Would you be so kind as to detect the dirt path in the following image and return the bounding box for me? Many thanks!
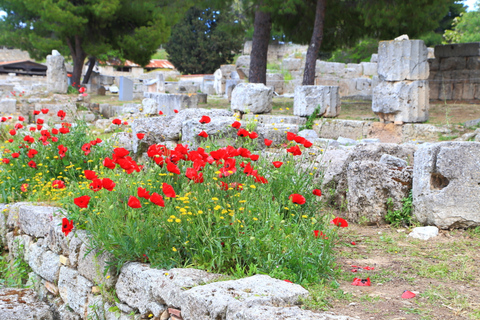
[315,225,480,319]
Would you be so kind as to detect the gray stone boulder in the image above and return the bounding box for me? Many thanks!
[378,39,429,81]
[346,160,413,224]
[231,83,273,114]
[298,129,319,141]
[77,243,117,288]
[0,288,54,320]
[413,142,480,229]
[27,242,61,283]
[18,205,64,238]
[46,50,68,94]
[58,266,94,317]
[181,116,238,149]
[372,80,429,123]
[293,85,340,118]
[181,274,309,320]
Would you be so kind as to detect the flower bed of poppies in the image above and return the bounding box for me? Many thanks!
[1,112,341,284]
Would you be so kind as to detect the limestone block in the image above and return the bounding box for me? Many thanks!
[229,305,356,320]
[372,80,429,123]
[315,119,370,140]
[58,266,94,316]
[345,63,363,78]
[231,83,273,114]
[337,137,358,146]
[181,275,309,320]
[27,242,61,283]
[338,79,356,97]
[77,243,117,288]
[235,55,250,79]
[413,142,480,229]
[57,304,82,320]
[0,99,16,114]
[68,230,88,268]
[143,92,199,115]
[402,123,451,142]
[428,58,439,71]
[360,62,378,76]
[0,288,54,320]
[243,114,306,126]
[142,98,158,116]
[316,61,345,75]
[46,51,68,93]
[439,57,466,71]
[112,132,133,152]
[220,64,236,79]
[355,78,372,93]
[378,40,429,81]
[297,129,319,141]
[463,83,475,100]
[282,58,302,71]
[181,116,237,149]
[408,226,439,240]
[8,234,32,261]
[371,53,378,63]
[225,79,240,101]
[18,205,63,238]
[434,42,480,58]
[379,154,408,168]
[346,161,413,224]
[267,73,284,94]
[256,123,299,147]
[293,85,340,117]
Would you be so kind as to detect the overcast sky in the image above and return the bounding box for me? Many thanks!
[465,0,478,11]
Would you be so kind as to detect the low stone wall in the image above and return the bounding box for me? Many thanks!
[0,203,354,320]
[143,92,200,116]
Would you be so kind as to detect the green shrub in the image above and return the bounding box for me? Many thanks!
[328,38,378,64]
[385,191,413,227]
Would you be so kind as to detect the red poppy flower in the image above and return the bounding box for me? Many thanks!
[18,116,25,121]
[237,128,249,137]
[272,161,283,168]
[57,110,66,120]
[52,128,59,134]
[74,195,91,208]
[137,187,151,200]
[14,123,23,130]
[351,241,356,245]
[59,127,69,134]
[9,129,16,136]
[79,87,86,93]
[127,196,142,208]
[7,139,13,143]
[84,170,98,180]
[198,131,208,138]
[103,157,116,169]
[313,230,328,239]
[123,121,128,125]
[352,278,371,286]
[313,189,322,196]
[294,136,305,144]
[89,178,103,192]
[250,154,259,161]
[402,291,416,299]
[264,139,273,146]
[303,140,313,148]
[174,109,179,113]
[158,111,164,115]
[287,145,302,156]
[289,193,306,205]
[199,115,211,123]
[36,119,44,125]
[331,217,348,228]
[249,132,258,139]
[82,143,91,156]
[136,133,145,140]
[41,108,49,114]
[52,180,66,189]
[231,121,241,129]
[58,145,68,158]
[167,161,180,175]
[33,110,41,115]
[62,218,74,236]
[2,158,10,164]
[150,192,165,207]
[284,280,293,283]
[113,148,129,158]
[162,183,176,198]
[102,178,115,191]
[27,149,38,158]
[11,152,19,158]
[21,183,28,192]
[286,132,296,141]
[112,119,122,125]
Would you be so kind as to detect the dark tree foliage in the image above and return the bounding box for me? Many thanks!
[166,6,244,75]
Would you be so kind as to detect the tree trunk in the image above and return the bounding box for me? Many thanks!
[82,56,96,84]
[66,35,87,88]
[302,0,327,85]
[249,8,271,84]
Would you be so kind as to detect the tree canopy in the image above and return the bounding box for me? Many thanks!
[165,6,244,74]
[0,0,191,85]
[444,1,480,43]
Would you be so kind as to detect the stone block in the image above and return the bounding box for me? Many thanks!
[256,124,299,147]
[293,85,340,117]
[408,226,439,240]
[27,242,61,283]
[360,62,378,76]
[0,288,54,320]
[466,56,480,70]
[58,266,94,316]
[181,116,237,149]
[439,57,466,71]
[119,76,134,101]
[47,51,68,94]
[378,40,429,81]
[345,63,363,78]
[428,58,439,71]
[315,119,370,140]
[282,58,302,71]
[413,142,480,229]
[231,83,273,114]
[181,274,309,320]
[142,98,158,116]
[372,80,429,123]
[18,205,63,238]
[77,243,117,288]
[0,99,16,114]
[434,43,480,58]
[402,123,451,142]
[143,92,199,115]
[242,114,306,126]
[266,73,284,94]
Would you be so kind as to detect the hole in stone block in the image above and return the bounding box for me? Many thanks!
[430,172,449,190]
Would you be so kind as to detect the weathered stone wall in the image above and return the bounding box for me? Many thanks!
[242,41,308,62]
[0,203,354,320]
[0,47,30,62]
[429,43,480,100]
